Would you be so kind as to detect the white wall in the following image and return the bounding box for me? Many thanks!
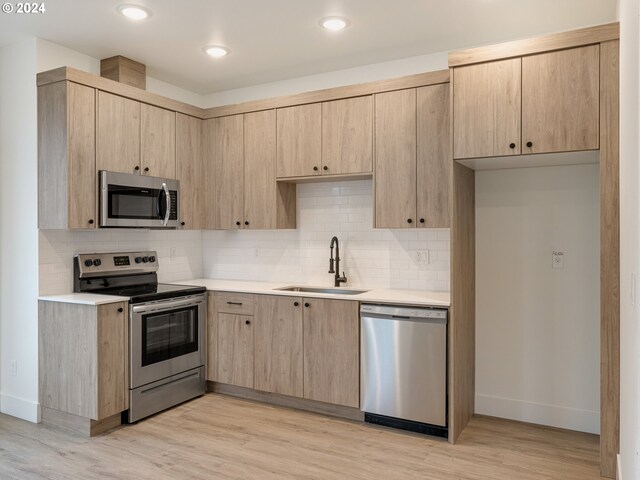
[202,51,448,107]
[203,180,450,291]
[475,161,600,434]
[618,0,640,476]
[0,38,40,422]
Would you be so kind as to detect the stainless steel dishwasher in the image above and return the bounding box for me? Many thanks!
[360,304,448,437]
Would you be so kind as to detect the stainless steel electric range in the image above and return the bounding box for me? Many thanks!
[74,251,206,423]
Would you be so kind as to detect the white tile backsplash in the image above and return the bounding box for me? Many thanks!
[38,180,450,295]
[39,229,202,295]
[202,180,450,291]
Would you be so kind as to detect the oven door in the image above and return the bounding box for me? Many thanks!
[130,294,205,389]
[100,170,179,228]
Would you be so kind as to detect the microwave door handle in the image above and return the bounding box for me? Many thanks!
[161,182,171,226]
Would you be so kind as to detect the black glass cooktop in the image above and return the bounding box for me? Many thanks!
[96,283,206,304]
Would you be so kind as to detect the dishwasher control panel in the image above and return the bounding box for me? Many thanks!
[360,304,447,320]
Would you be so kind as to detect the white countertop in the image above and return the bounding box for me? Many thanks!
[172,278,450,307]
[38,293,130,305]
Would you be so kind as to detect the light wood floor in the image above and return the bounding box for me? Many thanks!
[0,393,601,479]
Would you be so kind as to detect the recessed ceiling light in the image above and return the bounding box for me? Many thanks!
[203,45,230,58]
[320,16,350,31]
[117,4,151,21]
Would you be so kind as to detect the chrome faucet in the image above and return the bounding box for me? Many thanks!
[328,236,347,287]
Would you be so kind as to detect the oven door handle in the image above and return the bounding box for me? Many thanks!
[132,296,203,314]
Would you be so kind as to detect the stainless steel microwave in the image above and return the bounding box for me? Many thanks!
[99,171,180,228]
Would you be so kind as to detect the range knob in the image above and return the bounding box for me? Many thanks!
[142,256,149,263]
[135,257,143,264]
[93,259,102,266]
[149,255,156,262]
[84,259,93,267]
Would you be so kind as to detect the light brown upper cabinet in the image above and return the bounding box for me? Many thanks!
[176,113,204,229]
[453,45,599,159]
[417,84,451,228]
[374,89,417,228]
[254,295,303,397]
[141,104,176,178]
[98,92,178,178]
[276,104,322,178]
[205,112,296,230]
[208,115,244,230]
[38,81,97,230]
[453,58,521,159]
[303,298,359,408]
[321,96,373,175]
[521,45,599,154]
[97,91,141,175]
[375,86,450,229]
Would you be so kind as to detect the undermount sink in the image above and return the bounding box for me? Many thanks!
[275,286,369,295]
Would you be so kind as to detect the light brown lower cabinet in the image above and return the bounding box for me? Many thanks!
[254,295,303,397]
[39,300,128,422]
[302,298,359,408]
[208,293,359,408]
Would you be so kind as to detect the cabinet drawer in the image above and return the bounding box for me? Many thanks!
[215,292,254,315]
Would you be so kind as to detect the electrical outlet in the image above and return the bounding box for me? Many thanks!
[255,248,259,257]
[552,251,564,269]
[169,247,176,261]
[632,272,637,308]
[417,250,430,265]
[10,360,17,376]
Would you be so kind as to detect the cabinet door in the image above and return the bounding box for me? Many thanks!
[210,115,244,229]
[276,104,322,178]
[522,45,599,154]
[254,295,303,397]
[141,104,176,178]
[97,91,140,174]
[217,313,254,388]
[374,89,417,228]
[176,114,204,229]
[303,298,359,407]
[417,84,450,228]
[321,96,373,175]
[206,292,217,381]
[96,302,128,418]
[453,58,521,159]
[244,110,277,229]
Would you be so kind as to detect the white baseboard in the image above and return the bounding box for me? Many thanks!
[475,393,599,434]
[617,454,622,480]
[0,393,41,423]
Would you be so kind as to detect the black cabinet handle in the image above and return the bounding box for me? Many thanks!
[244,221,249,226]
[134,166,140,171]
[323,166,328,171]
[236,221,241,226]
[407,218,413,224]
[181,221,186,226]
[526,141,533,148]
[509,143,516,149]
[313,166,318,171]
[117,307,123,313]
[419,218,425,224]
[227,301,243,305]
[144,167,149,172]
[245,320,251,325]
[294,301,299,307]
[88,219,94,225]
[304,302,310,308]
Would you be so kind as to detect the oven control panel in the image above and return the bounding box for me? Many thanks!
[75,251,159,277]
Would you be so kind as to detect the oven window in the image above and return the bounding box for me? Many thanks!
[108,185,161,220]
[141,306,198,366]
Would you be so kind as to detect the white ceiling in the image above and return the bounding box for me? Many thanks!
[0,0,618,94]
